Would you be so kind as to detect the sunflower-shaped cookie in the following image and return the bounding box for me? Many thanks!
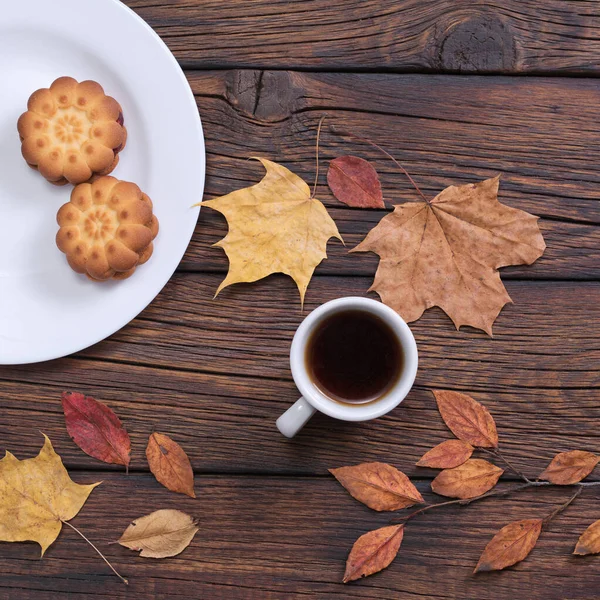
[56,176,159,281]
[18,77,127,185]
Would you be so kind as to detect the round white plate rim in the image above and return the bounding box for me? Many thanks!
[0,0,204,364]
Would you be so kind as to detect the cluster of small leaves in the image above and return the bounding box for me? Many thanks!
[0,392,200,584]
[330,390,600,583]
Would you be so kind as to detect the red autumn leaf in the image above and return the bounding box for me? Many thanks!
[416,439,474,469]
[539,450,599,485]
[433,390,498,448]
[474,519,542,573]
[146,432,196,498]
[574,520,600,556]
[61,391,131,470]
[330,462,424,511]
[327,156,384,209]
[431,459,503,499]
[343,525,404,583]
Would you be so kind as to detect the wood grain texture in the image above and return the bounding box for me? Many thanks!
[0,472,598,599]
[1,278,599,477]
[176,70,600,278]
[125,0,600,74]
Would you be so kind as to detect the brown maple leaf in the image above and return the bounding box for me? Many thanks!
[352,176,545,334]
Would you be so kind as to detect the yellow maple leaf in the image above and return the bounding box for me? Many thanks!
[197,158,343,304]
[0,434,100,556]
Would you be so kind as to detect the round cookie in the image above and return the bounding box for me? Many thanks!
[56,176,159,281]
[18,77,127,186]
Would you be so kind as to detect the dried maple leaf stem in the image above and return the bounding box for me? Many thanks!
[61,520,128,585]
[480,448,531,483]
[542,487,583,525]
[329,125,428,203]
[311,115,327,199]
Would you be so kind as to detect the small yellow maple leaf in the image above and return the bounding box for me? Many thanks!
[197,158,343,305]
[0,434,100,556]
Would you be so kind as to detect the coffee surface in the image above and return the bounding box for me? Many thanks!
[306,309,402,403]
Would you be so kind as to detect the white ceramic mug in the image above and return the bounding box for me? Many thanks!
[276,297,418,438]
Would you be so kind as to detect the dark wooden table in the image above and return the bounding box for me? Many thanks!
[3,1,600,598]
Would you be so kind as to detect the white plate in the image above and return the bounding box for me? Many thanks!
[0,0,204,364]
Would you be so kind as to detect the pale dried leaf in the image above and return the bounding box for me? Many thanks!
[431,459,503,499]
[330,462,424,511]
[343,525,404,583]
[117,509,198,559]
[475,519,542,573]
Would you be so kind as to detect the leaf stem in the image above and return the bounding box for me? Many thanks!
[311,115,326,199]
[62,520,128,585]
[480,448,531,483]
[329,124,429,203]
[543,487,583,525]
[398,481,549,524]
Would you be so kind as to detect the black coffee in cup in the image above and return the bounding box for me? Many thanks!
[305,309,403,404]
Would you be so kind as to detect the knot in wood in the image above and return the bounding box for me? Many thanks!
[226,70,296,122]
[435,14,517,73]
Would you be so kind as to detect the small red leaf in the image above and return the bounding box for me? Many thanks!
[61,391,131,469]
[330,462,424,511]
[574,520,600,556]
[416,440,473,469]
[431,459,503,499]
[343,525,404,583]
[539,450,599,485]
[475,519,542,573]
[327,156,384,208]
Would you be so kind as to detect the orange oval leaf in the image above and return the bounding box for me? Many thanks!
[574,520,600,556]
[327,156,384,209]
[343,525,404,583]
[539,450,599,485]
[416,440,473,469]
[431,459,503,499]
[433,390,498,448]
[146,432,195,498]
[330,462,424,511]
[61,391,131,469]
[474,519,542,573]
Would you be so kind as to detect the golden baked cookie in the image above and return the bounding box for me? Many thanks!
[56,176,159,281]
[18,76,127,185]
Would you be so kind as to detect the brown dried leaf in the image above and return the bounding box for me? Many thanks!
[327,156,384,208]
[146,433,195,498]
[433,390,498,448]
[416,439,474,469]
[474,519,542,573]
[330,462,424,511]
[352,176,545,334]
[539,450,599,485]
[117,509,198,558]
[431,459,503,499]
[574,520,600,556]
[343,525,404,583]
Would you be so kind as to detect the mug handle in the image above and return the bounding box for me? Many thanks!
[276,397,317,438]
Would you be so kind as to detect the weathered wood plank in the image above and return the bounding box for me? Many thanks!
[1,278,599,476]
[125,0,600,74]
[173,70,600,277]
[0,472,598,599]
